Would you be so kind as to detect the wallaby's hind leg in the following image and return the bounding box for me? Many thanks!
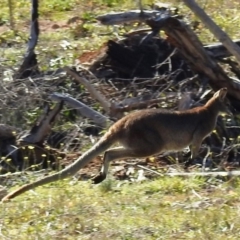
[92,147,150,184]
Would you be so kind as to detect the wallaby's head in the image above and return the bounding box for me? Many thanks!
[208,87,229,114]
[213,88,227,100]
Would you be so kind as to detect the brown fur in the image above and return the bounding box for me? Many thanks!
[2,88,228,202]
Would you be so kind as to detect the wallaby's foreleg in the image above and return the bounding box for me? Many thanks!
[92,147,141,184]
[185,135,203,168]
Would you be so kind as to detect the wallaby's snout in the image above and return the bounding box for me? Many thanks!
[214,88,231,115]
[212,87,227,103]
[215,87,227,99]
[207,88,228,113]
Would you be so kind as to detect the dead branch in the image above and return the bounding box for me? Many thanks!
[96,10,162,25]
[64,66,111,114]
[65,68,177,118]
[204,40,240,59]
[50,92,109,128]
[182,0,240,66]
[16,0,39,79]
[20,101,63,144]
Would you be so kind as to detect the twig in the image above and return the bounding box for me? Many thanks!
[136,164,164,176]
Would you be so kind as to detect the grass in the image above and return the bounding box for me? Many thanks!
[1,0,240,239]
[1,177,240,239]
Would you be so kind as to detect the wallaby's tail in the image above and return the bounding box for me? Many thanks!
[2,135,115,202]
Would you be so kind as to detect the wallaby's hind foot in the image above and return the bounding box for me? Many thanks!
[92,173,106,184]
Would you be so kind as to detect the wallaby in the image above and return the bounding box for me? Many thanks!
[1,88,228,202]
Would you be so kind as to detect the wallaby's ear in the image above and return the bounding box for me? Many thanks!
[214,88,227,101]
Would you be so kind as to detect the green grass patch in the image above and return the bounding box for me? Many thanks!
[1,177,240,239]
